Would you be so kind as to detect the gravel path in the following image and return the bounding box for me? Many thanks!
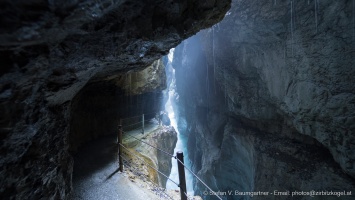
[68,134,159,200]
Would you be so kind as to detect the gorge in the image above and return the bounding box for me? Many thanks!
[1,0,354,200]
[170,1,355,199]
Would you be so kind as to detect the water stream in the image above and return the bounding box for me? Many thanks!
[165,49,194,195]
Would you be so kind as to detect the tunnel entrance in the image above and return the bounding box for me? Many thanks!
[69,80,162,152]
[67,60,168,199]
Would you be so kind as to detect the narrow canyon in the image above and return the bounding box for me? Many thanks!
[0,0,354,200]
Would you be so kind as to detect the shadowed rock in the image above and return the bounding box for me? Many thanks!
[0,0,231,199]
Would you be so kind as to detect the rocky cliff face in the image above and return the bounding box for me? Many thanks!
[0,0,231,199]
[122,125,177,188]
[211,0,355,178]
[173,0,355,199]
[134,126,178,188]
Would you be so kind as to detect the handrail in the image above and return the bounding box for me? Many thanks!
[176,159,222,200]
[118,112,223,200]
[119,143,180,187]
[121,112,160,133]
[183,191,193,200]
[123,131,175,158]
[119,154,175,200]
[120,111,159,122]
[122,121,142,128]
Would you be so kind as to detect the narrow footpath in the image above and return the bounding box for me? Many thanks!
[68,133,160,200]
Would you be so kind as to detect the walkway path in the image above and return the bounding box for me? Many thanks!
[122,122,159,145]
[68,130,160,200]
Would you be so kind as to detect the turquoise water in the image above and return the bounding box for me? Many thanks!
[165,49,194,196]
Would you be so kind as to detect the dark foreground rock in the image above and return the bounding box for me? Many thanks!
[0,0,231,199]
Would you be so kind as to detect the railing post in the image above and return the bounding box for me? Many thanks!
[118,124,123,172]
[142,114,145,134]
[117,119,122,143]
[177,151,187,200]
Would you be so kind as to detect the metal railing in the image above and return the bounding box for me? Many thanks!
[117,114,223,200]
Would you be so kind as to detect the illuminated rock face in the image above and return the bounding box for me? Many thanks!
[172,0,355,198]
[0,0,231,199]
[141,126,178,188]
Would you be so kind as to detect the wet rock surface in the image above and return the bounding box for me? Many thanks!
[122,124,202,200]
[206,0,355,178]
[0,0,231,199]
[123,125,177,188]
[172,0,355,199]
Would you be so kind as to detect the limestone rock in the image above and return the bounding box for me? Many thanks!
[144,126,177,188]
[124,126,177,188]
[173,0,355,197]
[111,59,167,96]
[208,0,355,178]
[0,0,231,199]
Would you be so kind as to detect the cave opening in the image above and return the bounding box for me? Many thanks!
[68,64,167,199]
[68,2,355,196]
[69,80,162,152]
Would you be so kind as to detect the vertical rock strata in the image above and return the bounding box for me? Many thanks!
[0,0,231,199]
[128,126,178,188]
[173,0,355,199]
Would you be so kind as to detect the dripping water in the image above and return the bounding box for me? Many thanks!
[141,95,144,113]
[212,26,216,94]
[274,0,277,6]
[291,0,294,57]
[224,72,227,106]
[317,0,320,10]
[136,93,139,109]
[129,73,132,105]
[206,59,210,110]
[153,91,156,110]
[353,0,355,44]
[216,23,220,31]
[315,0,318,34]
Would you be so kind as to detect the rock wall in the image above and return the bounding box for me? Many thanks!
[209,0,355,178]
[0,0,231,199]
[137,126,178,188]
[122,126,177,188]
[173,0,355,198]
[69,59,165,152]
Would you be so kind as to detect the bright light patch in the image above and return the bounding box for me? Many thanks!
[165,48,194,196]
[168,48,175,62]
